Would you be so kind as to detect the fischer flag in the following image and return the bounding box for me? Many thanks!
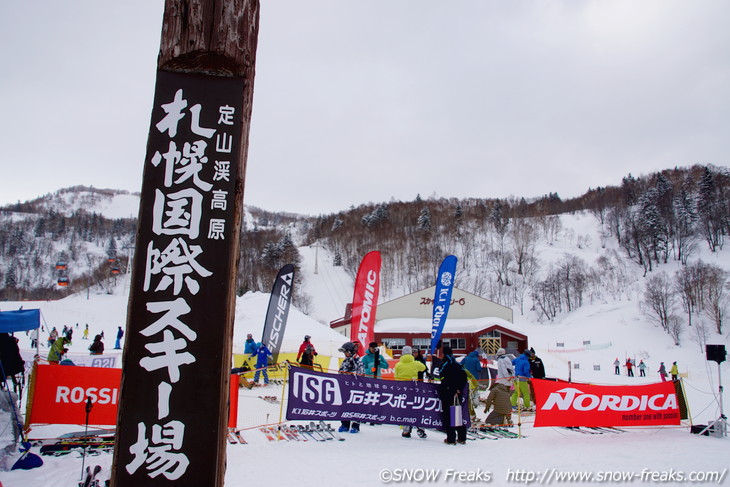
[349,251,382,356]
[429,255,457,355]
[27,364,121,426]
[261,264,295,362]
[532,379,680,427]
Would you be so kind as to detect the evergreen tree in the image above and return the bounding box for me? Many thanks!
[417,207,431,232]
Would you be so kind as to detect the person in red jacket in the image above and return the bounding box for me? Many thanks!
[296,335,317,365]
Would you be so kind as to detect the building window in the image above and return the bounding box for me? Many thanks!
[412,338,430,350]
[443,338,466,350]
[382,338,405,350]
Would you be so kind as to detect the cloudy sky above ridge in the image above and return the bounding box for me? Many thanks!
[1,1,728,215]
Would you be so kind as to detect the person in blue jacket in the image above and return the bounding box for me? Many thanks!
[460,350,482,381]
[251,342,272,385]
[511,349,533,410]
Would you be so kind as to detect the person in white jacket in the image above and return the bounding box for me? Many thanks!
[494,348,514,387]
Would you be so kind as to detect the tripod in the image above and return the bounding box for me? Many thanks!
[698,361,727,437]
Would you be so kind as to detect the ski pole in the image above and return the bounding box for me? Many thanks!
[80,396,93,481]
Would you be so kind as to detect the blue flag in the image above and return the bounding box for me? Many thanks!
[429,255,457,355]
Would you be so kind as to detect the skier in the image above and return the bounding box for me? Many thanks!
[83,324,89,340]
[243,334,256,354]
[251,342,272,385]
[625,358,634,377]
[658,362,668,382]
[495,348,514,387]
[460,349,482,380]
[47,336,69,364]
[114,326,124,349]
[511,350,533,410]
[483,381,513,426]
[297,335,318,368]
[439,346,468,445]
[89,334,104,355]
[670,361,679,381]
[638,360,647,377]
[362,342,388,378]
[394,345,427,438]
[337,342,364,433]
[613,358,621,375]
[528,349,546,379]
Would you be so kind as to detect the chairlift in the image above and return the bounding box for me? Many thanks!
[108,257,117,263]
[55,261,67,270]
[111,266,121,275]
[57,277,70,287]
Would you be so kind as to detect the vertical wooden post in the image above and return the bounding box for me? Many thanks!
[110,1,259,486]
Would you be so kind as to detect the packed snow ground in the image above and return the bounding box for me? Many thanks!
[2,212,730,486]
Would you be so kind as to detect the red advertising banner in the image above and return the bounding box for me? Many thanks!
[28,364,122,426]
[533,379,680,427]
[349,251,381,356]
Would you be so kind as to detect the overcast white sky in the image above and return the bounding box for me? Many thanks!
[1,1,728,215]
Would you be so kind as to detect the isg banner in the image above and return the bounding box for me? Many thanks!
[532,379,680,427]
[28,364,122,426]
[287,368,469,430]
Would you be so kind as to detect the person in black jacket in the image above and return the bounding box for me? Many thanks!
[438,346,467,445]
[528,349,546,379]
[89,334,105,355]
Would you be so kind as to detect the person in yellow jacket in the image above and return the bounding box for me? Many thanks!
[669,361,679,381]
[394,346,427,438]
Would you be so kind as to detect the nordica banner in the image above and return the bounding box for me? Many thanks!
[429,255,457,355]
[349,251,381,356]
[286,368,469,429]
[261,264,295,362]
[532,379,680,427]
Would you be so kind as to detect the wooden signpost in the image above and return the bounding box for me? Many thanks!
[110,2,260,486]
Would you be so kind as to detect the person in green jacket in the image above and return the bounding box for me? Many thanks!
[47,336,69,364]
[362,342,389,378]
[394,346,427,438]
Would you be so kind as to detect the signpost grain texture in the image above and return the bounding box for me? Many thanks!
[111,1,259,486]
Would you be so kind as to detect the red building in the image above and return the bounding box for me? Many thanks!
[330,286,528,357]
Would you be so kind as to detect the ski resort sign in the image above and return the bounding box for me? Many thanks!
[532,379,680,427]
[286,368,470,430]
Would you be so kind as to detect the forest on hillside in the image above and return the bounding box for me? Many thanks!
[1,165,729,344]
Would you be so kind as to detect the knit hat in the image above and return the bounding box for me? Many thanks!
[402,346,413,355]
[496,348,506,356]
[339,342,356,353]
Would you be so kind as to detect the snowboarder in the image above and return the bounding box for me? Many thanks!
[638,360,646,377]
[251,342,272,385]
[362,342,388,378]
[114,326,123,349]
[670,361,679,381]
[614,358,621,375]
[337,342,364,433]
[394,345,427,438]
[89,334,104,355]
[439,346,468,445]
[511,350,533,410]
[658,362,668,382]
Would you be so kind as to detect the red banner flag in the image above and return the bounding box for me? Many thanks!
[533,379,680,427]
[28,364,122,426]
[349,251,381,356]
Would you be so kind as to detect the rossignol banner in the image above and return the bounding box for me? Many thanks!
[261,264,295,362]
[429,255,457,355]
[26,364,122,426]
[286,368,469,429]
[349,251,381,356]
[532,379,680,427]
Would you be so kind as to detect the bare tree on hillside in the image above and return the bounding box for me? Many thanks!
[691,318,710,353]
[642,272,675,332]
[667,314,683,346]
[703,265,728,334]
[511,219,538,276]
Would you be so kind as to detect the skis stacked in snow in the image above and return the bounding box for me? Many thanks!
[40,435,114,456]
[258,395,279,404]
[257,423,347,442]
[226,429,247,444]
[79,465,102,487]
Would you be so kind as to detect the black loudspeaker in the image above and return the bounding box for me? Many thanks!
[706,344,727,363]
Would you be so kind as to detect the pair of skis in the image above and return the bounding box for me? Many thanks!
[259,422,346,442]
[79,465,102,487]
[561,426,624,435]
[226,429,247,444]
[40,435,115,456]
[258,395,279,404]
